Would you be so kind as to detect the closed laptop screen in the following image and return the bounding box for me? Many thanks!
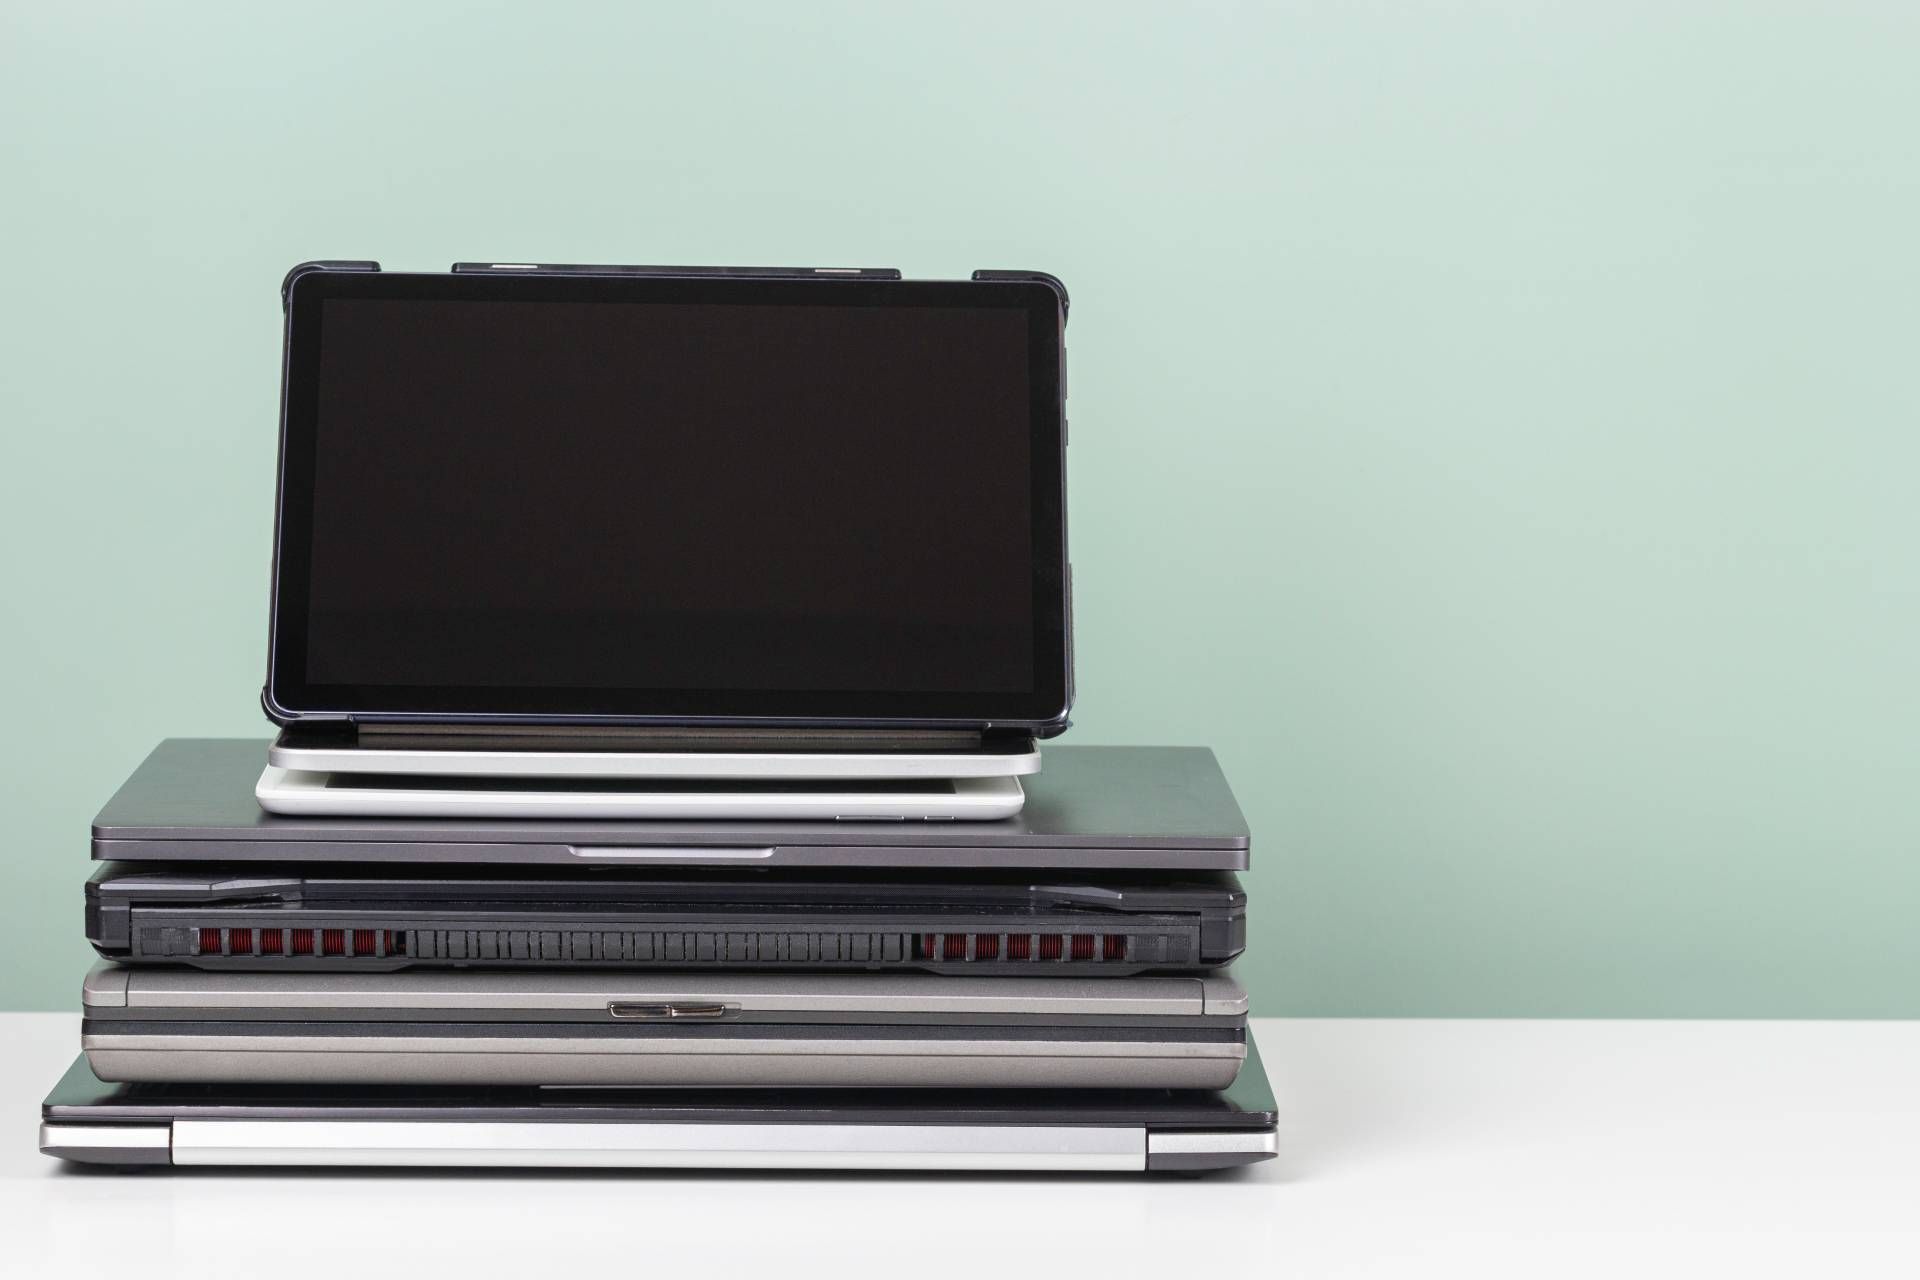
[300,295,1036,697]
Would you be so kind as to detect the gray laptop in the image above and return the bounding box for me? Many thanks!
[94,740,1251,870]
[42,1037,1279,1174]
[82,963,1249,1090]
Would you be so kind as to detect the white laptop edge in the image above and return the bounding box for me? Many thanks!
[267,742,1043,781]
[254,766,1026,821]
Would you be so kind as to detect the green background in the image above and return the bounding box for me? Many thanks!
[3,2,1917,1015]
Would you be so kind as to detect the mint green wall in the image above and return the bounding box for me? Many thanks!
[3,3,1917,1014]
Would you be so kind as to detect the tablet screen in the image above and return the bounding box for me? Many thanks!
[269,270,1067,727]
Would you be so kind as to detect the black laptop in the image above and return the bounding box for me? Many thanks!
[42,1037,1278,1174]
[89,863,1245,974]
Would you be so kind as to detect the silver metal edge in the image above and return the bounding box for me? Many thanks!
[39,1122,171,1165]
[171,1119,1144,1171]
[1200,972,1250,1016]
[1147,1130,1278,1156]
[83,1037,1245,1089]
[103,965,1221,1016]
[81,962,129,1009]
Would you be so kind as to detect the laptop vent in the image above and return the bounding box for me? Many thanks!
[166,926,1173,967]
[406,930,911,965]
[913,933,1130,963]
[192,927,405,958]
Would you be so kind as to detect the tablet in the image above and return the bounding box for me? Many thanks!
[266,263,1070,733]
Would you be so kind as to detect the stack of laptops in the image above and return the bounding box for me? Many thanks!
[41,262,1275,1173]
[54,740,1270,1171]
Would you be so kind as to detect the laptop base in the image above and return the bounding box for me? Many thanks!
[42,1039,1279,1174]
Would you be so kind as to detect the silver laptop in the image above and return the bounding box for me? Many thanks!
[42,1037,1279,1174]
[82,963,1249,1090]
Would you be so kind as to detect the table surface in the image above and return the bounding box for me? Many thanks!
[4,1012,1916,1277]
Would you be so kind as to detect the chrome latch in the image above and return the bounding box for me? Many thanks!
[608,1001,734,1020]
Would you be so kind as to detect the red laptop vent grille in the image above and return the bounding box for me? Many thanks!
[907,931,1134,964]
[178,924,1136,966]
[189,925,404,960]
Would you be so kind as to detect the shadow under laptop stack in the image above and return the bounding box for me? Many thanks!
[45,737,1275,1171]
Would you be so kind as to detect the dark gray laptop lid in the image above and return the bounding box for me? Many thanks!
[43,1037,1279,1130]
[92,739,1251,870]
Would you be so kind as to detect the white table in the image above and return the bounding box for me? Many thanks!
[4,1013,1916,1277]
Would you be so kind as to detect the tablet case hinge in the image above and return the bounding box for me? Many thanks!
[353,724,1005,753]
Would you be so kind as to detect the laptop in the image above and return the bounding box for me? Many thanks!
[95,740,1252,870]
[41,1037,1278,1174]
[87,865,1247,974]
[81,963,1249,1090]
